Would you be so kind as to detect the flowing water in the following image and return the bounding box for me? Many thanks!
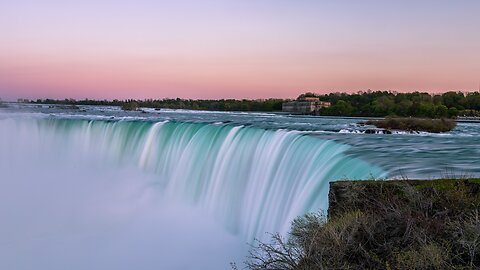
[1,104,479,269]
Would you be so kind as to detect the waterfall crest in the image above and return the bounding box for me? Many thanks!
[0,117,385,239]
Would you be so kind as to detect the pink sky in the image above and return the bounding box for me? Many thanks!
[1,0,479,100]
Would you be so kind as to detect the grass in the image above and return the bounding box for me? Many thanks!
[409,178,480,190]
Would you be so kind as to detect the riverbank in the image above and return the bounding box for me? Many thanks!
[246,179,480,269]
[11,90,480,118]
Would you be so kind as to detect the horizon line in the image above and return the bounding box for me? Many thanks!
[3,89,480,102]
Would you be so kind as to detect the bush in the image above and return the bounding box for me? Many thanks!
[245,180,480,269]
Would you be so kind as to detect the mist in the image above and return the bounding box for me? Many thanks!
[0,118,246,270]
[0,114,384,269]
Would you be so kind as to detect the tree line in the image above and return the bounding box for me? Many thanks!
[31,98,284,112]
[302,91,480,118]
[28,90,480,117]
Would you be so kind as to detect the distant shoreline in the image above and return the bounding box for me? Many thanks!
[5,90,480,119]
[5,101,480,122]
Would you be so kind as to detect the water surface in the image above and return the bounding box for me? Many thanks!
[1,103,479,269]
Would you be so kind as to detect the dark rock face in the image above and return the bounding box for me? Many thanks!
[364,128,392,134]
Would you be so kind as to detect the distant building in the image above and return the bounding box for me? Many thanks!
[282,97,331,114]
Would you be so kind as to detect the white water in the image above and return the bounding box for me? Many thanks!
[0,115,385,269]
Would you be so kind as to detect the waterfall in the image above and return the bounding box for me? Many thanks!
[0,117,386,240]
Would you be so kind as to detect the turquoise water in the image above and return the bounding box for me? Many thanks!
[5,103,479,179]
[0,117,385,238]
[1,103,479,269]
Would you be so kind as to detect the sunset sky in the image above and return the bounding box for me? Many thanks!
[1,0,479,100]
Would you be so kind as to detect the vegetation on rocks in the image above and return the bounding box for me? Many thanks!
[121,101,140,111]
[245,179,480,269]
[366,117,457,133]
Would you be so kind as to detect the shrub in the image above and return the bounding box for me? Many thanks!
[395,243,448,269]
[245,180,480,269]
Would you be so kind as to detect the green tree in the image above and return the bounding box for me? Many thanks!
[448,107,459,118]
[330,100,354,116]
[442,91,465,108]
[372,96,395,116]
[435,105,448,118]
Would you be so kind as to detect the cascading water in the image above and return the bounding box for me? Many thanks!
[0,114,386,269]
[1,117,385,239]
